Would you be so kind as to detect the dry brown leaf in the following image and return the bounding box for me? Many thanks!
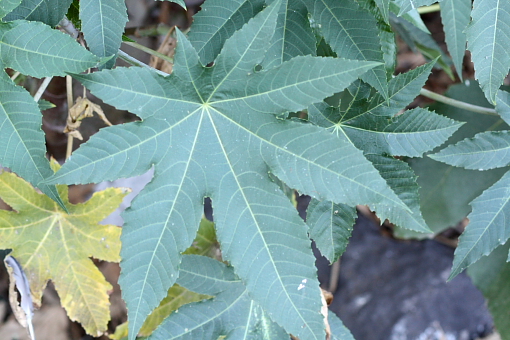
[149,27,176,74]
[64,97,112,140]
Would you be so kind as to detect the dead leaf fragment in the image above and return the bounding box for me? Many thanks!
[64,97,112,140]
[149,27,176,74]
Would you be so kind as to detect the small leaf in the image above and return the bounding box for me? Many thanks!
[440,0,470,80]
[80,0,128,69]
[0,169,129,336]
[0,76,64,208]
[329,312,355,340]
[429,131,510,170]
[307,199,356,263]
[496,89,510,125]
[37,99,55,111]
[450,170,510,279]
[0,0,21,20]
[3,0,73,26]
[466,0,510,104]
[0,20,100,78]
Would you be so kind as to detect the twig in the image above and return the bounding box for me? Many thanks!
[417,3,440,14]
[33,77,52,102]
[420,88,499,116]
[10,71,20,81]
[117,50,169,76]
[66,75,74,160]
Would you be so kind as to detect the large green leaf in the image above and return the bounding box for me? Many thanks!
[0,0,21,20]
[3,0,72,26]
[440,0,470,80]
[430,131,510,170]
[0,20,100,77]
[148,255,289,340]
[0,76,64,209]
[307,199,356,263]
[468,242,510,340]
[466,0,510,104]
[410,82,509,234]
[80,0,128,69]
[393,0,436,15]
[45,3,402,339]
[187,0,265,64]
[450,170,510,279]
[309,0,389,99]
[262,0,315,69]
[343,107,464,157]
[496,89,510,125]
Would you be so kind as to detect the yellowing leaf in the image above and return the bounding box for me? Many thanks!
[0,169,129,336]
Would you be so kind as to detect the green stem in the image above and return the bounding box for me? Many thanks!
[420,88,498,116]
[117,50,169,77]
[122,41,174,64]
[417,3,440,14]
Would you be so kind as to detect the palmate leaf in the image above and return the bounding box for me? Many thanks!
[148,255,290,340]
[0,20,100,78]
[449,170,510,279]
[0,0,21,19]
[0,75,64,209]
[187,0,265,65]
[440,0,470,80]
[3,0,72,26]
[467,0,510,104]
[430,131,510,170]
[45,2,408,339]
[307,0,389,98]
[307,199,356,263]
[80,0,128,69]
[0,168,129,336]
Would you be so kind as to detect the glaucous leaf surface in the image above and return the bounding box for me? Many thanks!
[409,81,509,235]
[393,0,436,15]
[158,0,186,9]
[148,255,289,340]
[430,131,510,170]
[0,168,128,336]
[188,0,265,65]
[46,3,403,339]
[468,242,510,340]
[0,75,64,208]
[440,0,470,80]
[0,0,21,19]
[329,312,355,340]
[80,0,128,69]
[450,170,510,279]
[0,20,100,77]
[3,0,72,26]
[307,199,356,263]
[308,0,389,98]
[467,0,510,104]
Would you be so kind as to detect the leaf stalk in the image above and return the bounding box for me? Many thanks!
[420,88,498,116]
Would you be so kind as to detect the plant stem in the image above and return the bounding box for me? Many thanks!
[117,50,169,77]
[417,3,440,14]
[10,71,20,81]
[420,88,498,116]
[122,41,174,64]
[66,75,74,160]
[33,77,52,102]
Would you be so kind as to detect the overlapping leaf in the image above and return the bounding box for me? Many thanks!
[0,0,21,19]
[467,0,510,104]
[0,20,100,77]
[148,255,289,340]
[440,0,470,80]
[3,0,72,26]
[44,2,408,339]
[430,131,510,170]
[449,170,510,279]
[307,199,356,263]
[188,0,265,64]
[308,0,389,98]
[496,89,510,125]
[0,75,64,209]
[80,0,128,69]
[0,168,128,336]
[393,0,436,16]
